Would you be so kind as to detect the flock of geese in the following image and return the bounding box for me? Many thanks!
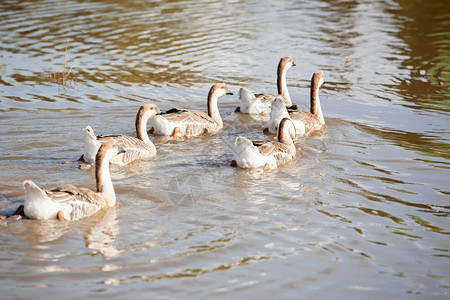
[13,56,326,222]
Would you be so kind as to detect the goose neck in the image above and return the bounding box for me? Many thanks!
[95,151,116,207]
[310,85,325,124]
[277,121,295,146]
[207,91,222,126]
[136,110,152,145]
[277,65,292,106]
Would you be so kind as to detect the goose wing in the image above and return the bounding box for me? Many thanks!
[47,184,103,206]
[289,110,318,124]
[98,135,154,152]
[252,140,289,156]
[161,108,215,125]
[45,184,104,220]
[255,93,290,106]
[254,141,294,168]
[289,110,322,133]
[97,135,156,165]
[255,93,278,103]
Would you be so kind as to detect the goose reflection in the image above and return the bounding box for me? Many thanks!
[84,207,121,258]
[18,207,120,259]
[24,219,70,244]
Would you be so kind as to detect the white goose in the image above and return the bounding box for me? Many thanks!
[149,83,232,138]
[82,104,158,166]
[267,70,325,136]
[232,118,297,171]
[237,87,271,115]
[23,140,120,221]
[236,56,296,115]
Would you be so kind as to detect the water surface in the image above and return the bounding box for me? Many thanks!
[0,0,449,298]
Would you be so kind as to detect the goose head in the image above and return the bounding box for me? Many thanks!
[136,103,159,125]
[311,70,324,90]
[96,139,120,164]
[141,103,159,119]
[279,56,296,71]
[208,83,233,99]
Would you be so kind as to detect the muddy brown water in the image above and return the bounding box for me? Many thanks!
[0,0,449,298]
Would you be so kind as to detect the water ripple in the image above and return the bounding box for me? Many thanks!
[1,0,449,298]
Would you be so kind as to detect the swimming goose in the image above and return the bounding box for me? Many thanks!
[266,71,325,136]
[235,56,296,114]
[82,104,158,166]
[289,70,325,134]
[149,83,232,138]
[23,140,120,221]
[237,87,271,115]
[232,118,296,171]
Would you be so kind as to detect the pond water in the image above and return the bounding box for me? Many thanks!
[0,0,449,298]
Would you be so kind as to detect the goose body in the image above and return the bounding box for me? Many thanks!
[150,83,232,138]
[23,140,119,221]
[236,56,296,114]
[83,104,158,166]
[233,118,296,170]
[267,71,325,136]
[238,87,271,115]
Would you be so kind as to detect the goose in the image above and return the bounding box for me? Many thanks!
[149,83,232,138]
[231,118,297,171]
[237,87,271,115]
[266,70,325,136]
[22,140,120,221]
[82,104,158,166]
[235,56,296,114]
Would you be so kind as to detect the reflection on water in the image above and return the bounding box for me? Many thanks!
[356,123,450,161]
[24,219,70,244]
[393,0,450,112]
[0,0,449,298]
[84,208,121,258]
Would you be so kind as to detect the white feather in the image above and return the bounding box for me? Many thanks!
[83,126,101,164]
[239,87,270,115]
[267,98,305,135]
[234,137,276,169]
[23,180,63,220]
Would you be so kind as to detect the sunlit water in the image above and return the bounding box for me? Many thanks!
[0,0,449,298]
